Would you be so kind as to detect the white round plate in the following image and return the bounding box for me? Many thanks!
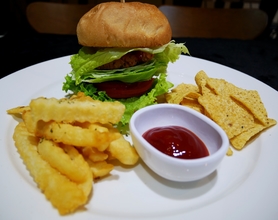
[1,55,277,220]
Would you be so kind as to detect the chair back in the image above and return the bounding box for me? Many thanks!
[26,2,94,35]
[159,5,268,39]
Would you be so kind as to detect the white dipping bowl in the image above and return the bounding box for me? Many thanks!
[129,104,229,182]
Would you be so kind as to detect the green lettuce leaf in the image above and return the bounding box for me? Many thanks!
[62,41,189,130]
[68,41,189,84]
[80,60,167,83]
[118,73,173,126]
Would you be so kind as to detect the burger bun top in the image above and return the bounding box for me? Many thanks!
[77,2,172,48]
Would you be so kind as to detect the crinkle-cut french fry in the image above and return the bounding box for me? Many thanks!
[13,122,90,215]
[35,120,113,151]
[86,159,114,179]
[6,106,30,115]
[107,136,139,165]
[22,110,36,134]
[8,92,141,215]
[37,139,88,183]
[61,144,93,197]
[77,122,122,146]
[82,147,109,162]
[29,96,125,124]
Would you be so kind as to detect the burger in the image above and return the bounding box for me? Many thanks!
[62,2,189,130]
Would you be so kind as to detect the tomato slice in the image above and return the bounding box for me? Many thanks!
[94,79,154,99]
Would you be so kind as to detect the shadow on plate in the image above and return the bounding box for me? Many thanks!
[133,159,217,200]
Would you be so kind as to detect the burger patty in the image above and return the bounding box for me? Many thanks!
[97,51,154,70]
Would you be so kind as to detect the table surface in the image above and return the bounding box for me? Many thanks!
[1,31,277,91]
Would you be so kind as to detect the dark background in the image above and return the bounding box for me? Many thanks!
[1,0,278,91]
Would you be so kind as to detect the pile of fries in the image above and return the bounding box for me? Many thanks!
[7,92,139,215]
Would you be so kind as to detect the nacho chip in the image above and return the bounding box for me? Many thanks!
[230,118,277,150]
[226,147,233,156]
[167,70,277,152]
[195,70,208,88]
[231,90,268,126]
[186,92,201,99]
[206,77,237,96]
[180,98,204,113]
[198,92,255,139]
[195,70,211,94]
[165,83,199,104]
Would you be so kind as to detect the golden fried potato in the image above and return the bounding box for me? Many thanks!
[37,139,88,183]
[107,136,139,165]
[22,110,37,133]
[82,147,108,162]
[61,144,92,197]
[8,92,140,215]
[13,122,90,215]
[34,120,114,151]
[6,106,30,115]
[29,96,125,124]
[86,159,114,179]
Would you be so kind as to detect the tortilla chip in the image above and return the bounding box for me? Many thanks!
[230,118,277,150]
[198,92,255,139]
[206,78,237,97]
[166,70,277,152]
[226,147,233,156]
[165,83,199,104]
[180,98,204,113]
[195,70,209,89]
[231,90,268,126]
[206,78,269,126]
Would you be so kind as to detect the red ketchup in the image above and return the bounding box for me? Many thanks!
[143,126,209,159]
